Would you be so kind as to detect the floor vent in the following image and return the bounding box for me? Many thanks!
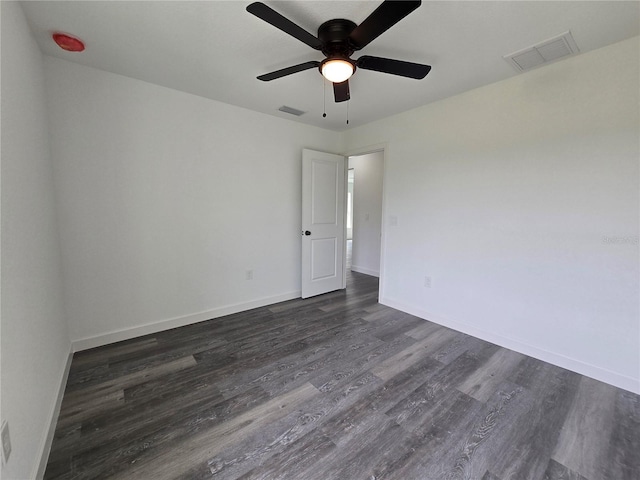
[503,31,579,72]
[278,105,306,116]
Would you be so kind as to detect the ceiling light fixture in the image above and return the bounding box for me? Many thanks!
[320,58,355,83]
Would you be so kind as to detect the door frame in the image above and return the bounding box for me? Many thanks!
[341,143,388,300]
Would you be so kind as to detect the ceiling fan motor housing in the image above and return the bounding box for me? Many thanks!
[318,19,357,60]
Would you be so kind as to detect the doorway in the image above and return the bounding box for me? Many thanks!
[300,147,385,299]
[347,151,384,278]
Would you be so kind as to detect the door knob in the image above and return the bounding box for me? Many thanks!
[304,230,311,236]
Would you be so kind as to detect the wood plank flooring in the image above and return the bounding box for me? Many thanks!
[45,271,640,480]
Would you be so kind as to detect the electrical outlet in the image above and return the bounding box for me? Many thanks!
[424,276,432,288]
[246,270,253,280]
[1,420,11,465]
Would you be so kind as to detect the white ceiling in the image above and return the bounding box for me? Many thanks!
[21,1,640,131]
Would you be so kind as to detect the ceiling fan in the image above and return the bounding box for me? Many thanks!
[246,0,431,103]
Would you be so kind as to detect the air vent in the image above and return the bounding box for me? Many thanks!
[504,31,579,72]
[278,105,306,116]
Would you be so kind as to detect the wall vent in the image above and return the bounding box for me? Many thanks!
[278,105,306,116]
[503,31,579,72]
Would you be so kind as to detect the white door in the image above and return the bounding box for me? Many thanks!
[301,149,346,298]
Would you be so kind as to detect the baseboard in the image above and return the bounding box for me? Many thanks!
[381,296,640,395]
[72,290,302,352]
[34,347,73,479]
[350,265,380,277]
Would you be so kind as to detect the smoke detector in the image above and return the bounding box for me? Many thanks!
[52,32,85,52]
[504,31,579,72]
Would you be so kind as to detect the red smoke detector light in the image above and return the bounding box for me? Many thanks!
[52,33,85,52]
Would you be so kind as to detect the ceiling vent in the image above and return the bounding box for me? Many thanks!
[278,105,306,116]
[503,31,579,72]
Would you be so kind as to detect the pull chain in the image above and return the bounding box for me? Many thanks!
[322,79,327,118]
[346,100,349,125]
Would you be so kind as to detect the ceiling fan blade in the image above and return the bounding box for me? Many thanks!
[246,2,322,50]
[357,55,431,79]
[333,80,350,103]
[257,61,320,81]
[349,0,421,50]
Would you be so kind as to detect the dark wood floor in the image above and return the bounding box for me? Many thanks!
[46,271,639,480]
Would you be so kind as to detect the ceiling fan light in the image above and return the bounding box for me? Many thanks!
[321,59,354,83]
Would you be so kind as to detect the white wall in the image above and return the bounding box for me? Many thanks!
[1,3,71,479]
[349,152,384,277]
[44,57,343,348]
[346,37,640,393]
